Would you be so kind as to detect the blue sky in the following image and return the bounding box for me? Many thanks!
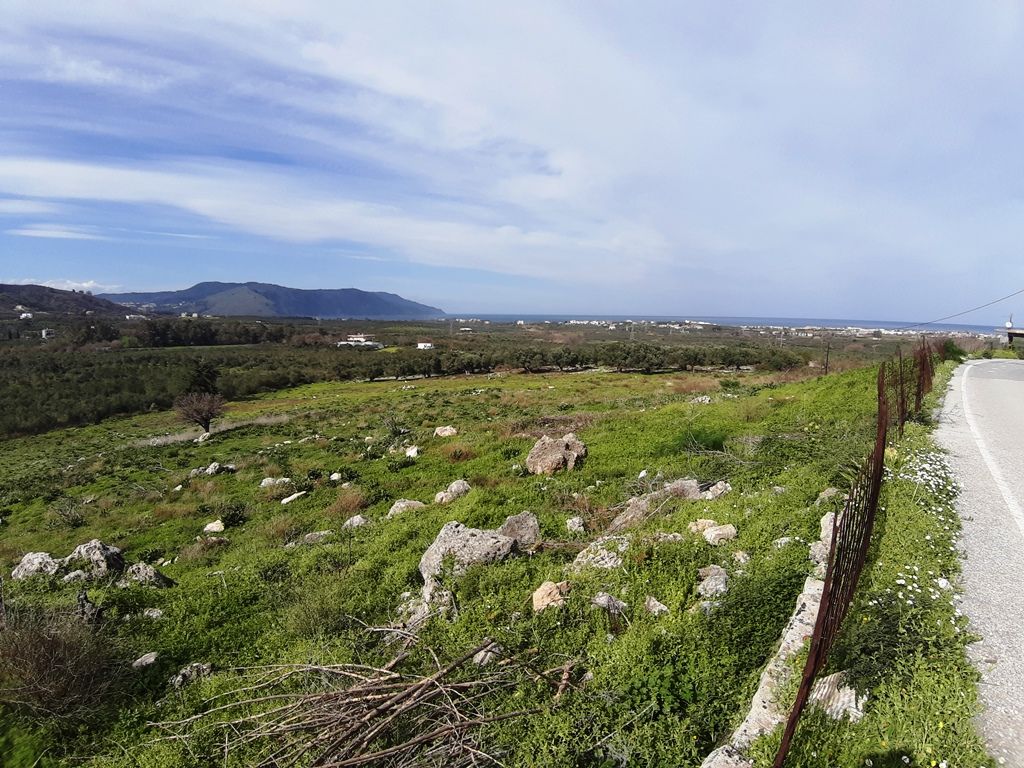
[1,2,1024,322]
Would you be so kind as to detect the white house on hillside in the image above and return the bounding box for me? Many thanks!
[416,342,434,350]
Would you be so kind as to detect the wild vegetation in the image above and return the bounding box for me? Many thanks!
[0,351,993,766]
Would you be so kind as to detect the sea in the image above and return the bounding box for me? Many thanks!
[455,315,1003,335]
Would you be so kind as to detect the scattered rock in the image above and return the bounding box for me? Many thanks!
[815,487,840,506]
[609,478,703,531]
[644,595,669,616]
[433,425,458,437]
[690,395,713,405]
[300,530,334,546]
[329,472,343,482]
[525,433,587,475]
[773,536,797,549]
[203,519,225,534]
[405,445,420,458]
[732,551,751,565]
[591,591,628,617]
[64,539,125,577]
[772,485,786,495]
[76,590,102,623]
[473,644,504,666]
[434,479,471,504]
[533,580,571,612]
[653,532,685,543]
[172,484,183,492]
[703,524,737,545]
[697,565,730,597]
[701,480,732,500]
[936,577,952,591]
[280,491,307,505]
[170,662,213,689]
[261,477,291,488]
[498,511,540,549]
[12,552,61,580]
[566,516,586,533]
[133,652,159,669]
[701,745,754,768]
[342,514,369,529]
[388,499,427,518]
[808,671,867,721]
[62,570,88,583]
[118,562,174,588]
[143,608,164,620]
[572,536,629,570]
[687,518,718,534]
[419,522,518,601]
[196,432,211,443]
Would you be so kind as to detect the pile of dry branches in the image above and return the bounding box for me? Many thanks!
[155,637,574,767]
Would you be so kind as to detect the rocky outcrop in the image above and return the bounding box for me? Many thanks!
[498,512,540,549]
[697,565,730,598]
[63,539,125,577]
[11,552,60,580]
[566,516,586,533]
[189,462,236,478]
[342,514,369,529]
[118,562,174,588]
[170,662,213,689]
[703,524,737,546]
[280,491,307,505]
[388,499,427,518]
[609,478,702,532]
[419,522,518,595]
[644,596,669,616]
[571,536,629,570]
[261,477,291,488]
[434,479,471,504]
[701,480,732,500]
[133,652,159,669]
[687,518,719,534]
[203,519,225,534]
[525,433,587,475]
[433,426,458,437]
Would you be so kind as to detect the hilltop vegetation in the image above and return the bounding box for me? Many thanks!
[0,284,127,315]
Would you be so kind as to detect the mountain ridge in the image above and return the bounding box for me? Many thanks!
[99,282,445,319]
[0,284,129,315]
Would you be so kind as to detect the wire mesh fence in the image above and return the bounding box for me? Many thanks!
[772,342,936,766]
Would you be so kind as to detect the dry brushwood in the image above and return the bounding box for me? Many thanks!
[153,637,568,768]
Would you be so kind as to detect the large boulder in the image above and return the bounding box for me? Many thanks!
[62,540,125,577]
[498,512,540,549]
[525,433,587,475]
[11,552,60,580]
[703,524,737,546]
[433,425,458,438]
[697,565,730,598]
[434,479,471,504]
[609,478,702,532]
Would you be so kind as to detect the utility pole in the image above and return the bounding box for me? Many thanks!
[824,338,831,375]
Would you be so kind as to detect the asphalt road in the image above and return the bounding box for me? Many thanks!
[936,359,1024,766]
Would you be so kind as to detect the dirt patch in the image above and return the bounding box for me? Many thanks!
[132,413,293,447]
[501,411,603,439]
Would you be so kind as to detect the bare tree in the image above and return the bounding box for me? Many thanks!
[174,392,226,433]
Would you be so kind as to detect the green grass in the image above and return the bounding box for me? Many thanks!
[0,363,991,767]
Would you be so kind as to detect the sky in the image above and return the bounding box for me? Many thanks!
[1,1,1024,323]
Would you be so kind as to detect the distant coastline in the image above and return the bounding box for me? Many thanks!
[452,314,1002,335]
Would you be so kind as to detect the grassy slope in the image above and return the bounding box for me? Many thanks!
[0,365,986,766]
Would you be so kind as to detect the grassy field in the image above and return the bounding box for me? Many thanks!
[0,363,992,767]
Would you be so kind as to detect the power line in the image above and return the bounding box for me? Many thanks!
[899,286,1024,331]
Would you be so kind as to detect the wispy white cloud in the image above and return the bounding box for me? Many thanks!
[5,223,106,240]
[0,198,63,215]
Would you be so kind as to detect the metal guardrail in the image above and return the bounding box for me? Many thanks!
[772,341,935,766]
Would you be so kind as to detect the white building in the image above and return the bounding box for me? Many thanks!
[416,342,434,350]
[19,312,33,320]
[41,328,56,339]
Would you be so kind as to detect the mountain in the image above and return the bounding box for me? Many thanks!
[0,284,129,315]
[99,282,445,319]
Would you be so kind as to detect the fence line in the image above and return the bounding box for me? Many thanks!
[772,340,936,766]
